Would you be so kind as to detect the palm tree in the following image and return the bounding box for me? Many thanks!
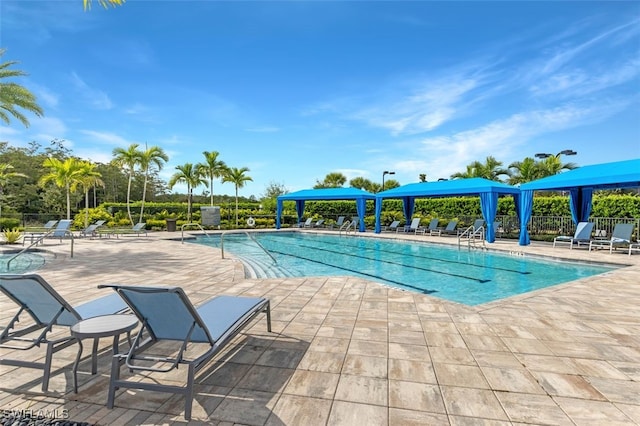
[112,144,142,225]
[0,163,28,219]
[451,156,510,181]
[0,49,44,128]
[314,172,347,188]
[538,155,578,178]
[198,151,227,206]
[74,161,104,228]
[83,0,124,9]
[138,145,168,223]
[168,163,206,222]
[222,167,253,226]
[39,157,85,219]
[508,157,542,185]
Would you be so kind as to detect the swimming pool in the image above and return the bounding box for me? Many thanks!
[190,232,617,305]
[0,251,47,274]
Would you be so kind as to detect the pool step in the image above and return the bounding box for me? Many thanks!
[239,254,297,279]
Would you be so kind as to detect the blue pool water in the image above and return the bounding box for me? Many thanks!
[190,232,617,305]
[0,252,47,273]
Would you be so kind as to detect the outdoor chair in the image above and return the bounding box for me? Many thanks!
[23,220,58,245]
[300,218,313,228]
[106,222,148,238]
[78,220,106,238]
[400,218,421,233]
[589,223,635,253]
[0,274,127,391]
[417,218,439,235]
[432,219,458,236]
[553,222,594,249]
[311,219,325,228]
[98,284,271,420]
[328,216,346,230]
[382,220,401,232]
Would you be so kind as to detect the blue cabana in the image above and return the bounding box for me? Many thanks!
[276,188,376,232]
[518,159,640,245]
[374,178,520,243]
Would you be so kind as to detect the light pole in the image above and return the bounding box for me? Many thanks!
[534,149,577,159]
[382,170,395,191]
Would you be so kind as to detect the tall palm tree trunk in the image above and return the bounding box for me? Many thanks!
[235,186,239,226]
[126,172,133,225]
[66,182,71,219]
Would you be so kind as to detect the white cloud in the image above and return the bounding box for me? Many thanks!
[79,130,132,146]
[70,72,113,110]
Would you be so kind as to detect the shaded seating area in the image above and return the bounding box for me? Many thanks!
[277,188,376,233]
[519,159,640,246]
[0,274,127,391]
[374,178,519,243]
[98,284,271,420]
[553,221,594,249]
[589,223,635,253]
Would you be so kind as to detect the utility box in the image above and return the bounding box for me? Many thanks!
[201,206,221,227]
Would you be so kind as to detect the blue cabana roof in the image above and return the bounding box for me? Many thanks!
[377,178,520,198]
[520,159,640,191]
[374,178,520,242]
[517,159,640,246]
[276,187,376,232]
[278,187,377,201]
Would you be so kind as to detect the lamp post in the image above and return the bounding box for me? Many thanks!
[382,170,395,191]
[534,149,577,159]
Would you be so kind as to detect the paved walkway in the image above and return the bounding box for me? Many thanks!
[1,230,639,425]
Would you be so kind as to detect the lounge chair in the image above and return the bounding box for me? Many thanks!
[98,284,271,420]
[108,222,148,238]
[0,274,127,391]
[382,220,401,232]
[399,218,421,233]
[300,218,313,228]
[78,220,106,238]
[23,220,59,245]
[457,219,485,236]
[329,216,346,230]
[417,218,439,235]
[433,219,458,236]
[589,223,635,253]
[311,219,325,228]
[553,222,594,249]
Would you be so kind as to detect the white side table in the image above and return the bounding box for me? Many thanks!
[70,314,138,393]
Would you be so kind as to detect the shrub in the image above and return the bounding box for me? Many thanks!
[2,228,22,244]
[0,218,21,231]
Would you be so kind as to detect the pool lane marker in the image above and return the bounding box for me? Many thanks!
[265,246,491,284]
[264,235,531,275]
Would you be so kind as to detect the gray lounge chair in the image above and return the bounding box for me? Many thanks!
[417,218,439,235]
[78,220,106,238]
[98,284,271,420]
[434,219,459,236]
[382,220,401,232]
[553,222,594,249]
[589,223,635,253]
[400,218,421,233]
[0,274,127,391]
[300,218,313,228]
[109,222,148,238]
[23,220,59,245]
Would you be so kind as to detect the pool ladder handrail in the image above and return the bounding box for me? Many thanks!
[338,220,356,237]
[7,229,74,270]
[180,223,211,243]
[457,225,486,250]
[220,230,277,265]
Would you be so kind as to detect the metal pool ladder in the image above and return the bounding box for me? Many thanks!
[457,225,486,250]
[220,231,277,264]
[339,220,356,237]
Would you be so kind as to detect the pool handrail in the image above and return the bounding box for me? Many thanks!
[180,223,210,243]
[7,229,74,270]
[220,230,277,265]
[457,225,486,250]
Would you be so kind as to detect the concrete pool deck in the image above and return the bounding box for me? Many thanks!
[1,229,639,425]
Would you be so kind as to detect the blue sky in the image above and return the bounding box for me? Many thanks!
[1,1,639,198]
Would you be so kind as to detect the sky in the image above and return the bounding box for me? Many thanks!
[1,1,639,198]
